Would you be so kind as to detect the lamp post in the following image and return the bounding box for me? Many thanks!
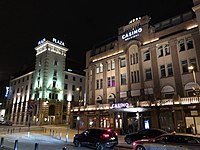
[188,65,200,102]
[76,87,82,134]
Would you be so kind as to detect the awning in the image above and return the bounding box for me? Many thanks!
[111,107,148,113]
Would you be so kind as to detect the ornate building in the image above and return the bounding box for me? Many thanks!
[71,9,200,134]
[6,38,85,126]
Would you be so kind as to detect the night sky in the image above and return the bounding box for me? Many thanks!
[0,0,194,81]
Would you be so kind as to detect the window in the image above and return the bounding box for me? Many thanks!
[144,50,150,61]
[121,73,126,85]
[186,38,194,49]
[80,78,82,82]
[120,57,126,67]
[53,70,57,77]
[96,80,99,89]
[111,60,115,69]
[64,84,68,90]
[22,78,24,82]
[181,60,188,73]
[158,46,164,57]
[130,54,133,65]
[53,81,56,87]
[131,72,134,83]
[112,76,115,86]
[72,85,75,91]
[160,65,166,78]
[39,60,41,66]
[107,77,111,87]
[135,53,138,64]
[178,39,185,52]
[100,79,103,89]
[167,63,173,76]
[54,60,58,66]
[157,44,170,57]
[145,68,152,80]
[107,61,111,71]
[96,66,100,73]
[73,76,76,81]
[99,63,103,73]
[65,75,68,79]
[189,58,197,71]
[27,76,29,80]
[165,44,170,55]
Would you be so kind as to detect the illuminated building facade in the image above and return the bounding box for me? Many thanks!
[71,10,200,134]
[7,39,85,125]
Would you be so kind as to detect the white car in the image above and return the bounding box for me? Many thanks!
[133,133,200,150]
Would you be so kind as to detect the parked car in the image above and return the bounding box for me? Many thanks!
[0,120,13,126]
[132,133,200,150]
[124,128,167,144]
[73,128,118,150]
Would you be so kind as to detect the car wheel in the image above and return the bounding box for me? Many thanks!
[125,137,132,144]
[96,142,104,150]
[136,145,146,150]
[74,140,81,147]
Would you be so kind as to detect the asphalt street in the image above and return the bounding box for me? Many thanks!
[0,125,132,150]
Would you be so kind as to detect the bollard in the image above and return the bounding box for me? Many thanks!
[56,131,58,138]
[7,129,9,134]
[19,128,21,133]
[50,129,51,135]
[60,132,62,140]
[63,147,67,150]
[66,132,68,143]
[53,130,54,136]
[11,129,12,134]
[0,137,4,148]
[14,140,18,150]
[34,143,39,150]
[13,128,15,133]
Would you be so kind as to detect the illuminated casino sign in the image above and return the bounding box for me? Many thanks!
[38,38,65,46]
[121,27,142,41]
[111,103,129,109]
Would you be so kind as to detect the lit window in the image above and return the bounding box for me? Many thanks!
[107,77,111,87]
[157,45,164,57]
[99,63,103,73]
[164,44,170,55]
[120,57,126,67]
[107,61,111,71]
[112,76,115,86]
[111,60,115,69]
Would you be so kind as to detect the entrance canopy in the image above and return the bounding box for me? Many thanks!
[111,107,148,113]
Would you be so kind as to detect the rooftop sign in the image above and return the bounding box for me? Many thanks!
[38,38,65,46]
[121,27,142,41]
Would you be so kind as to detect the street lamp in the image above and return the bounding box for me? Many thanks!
[188,65,200,101]
[76,87,82,134]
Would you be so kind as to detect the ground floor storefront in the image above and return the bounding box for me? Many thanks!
[69,103,200,135]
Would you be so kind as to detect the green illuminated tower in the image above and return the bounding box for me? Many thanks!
[32,38,68,125]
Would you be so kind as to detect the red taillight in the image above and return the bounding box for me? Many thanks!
[103,134,110,138]
[115,132,118,136]
[107,129,111,132]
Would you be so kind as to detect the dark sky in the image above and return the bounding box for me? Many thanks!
[0,0,194,81]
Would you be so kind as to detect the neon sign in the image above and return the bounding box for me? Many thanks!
[121,27,142,41]
[38,38,65,46]
[111,103,129,109]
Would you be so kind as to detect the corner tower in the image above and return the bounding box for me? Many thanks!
[32,38,68,125]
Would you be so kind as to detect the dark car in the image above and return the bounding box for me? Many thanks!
[73,128,118,150]
[124,128,167,144]
[133,133,200,150]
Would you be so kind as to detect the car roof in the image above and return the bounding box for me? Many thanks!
[158,132,200,138]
